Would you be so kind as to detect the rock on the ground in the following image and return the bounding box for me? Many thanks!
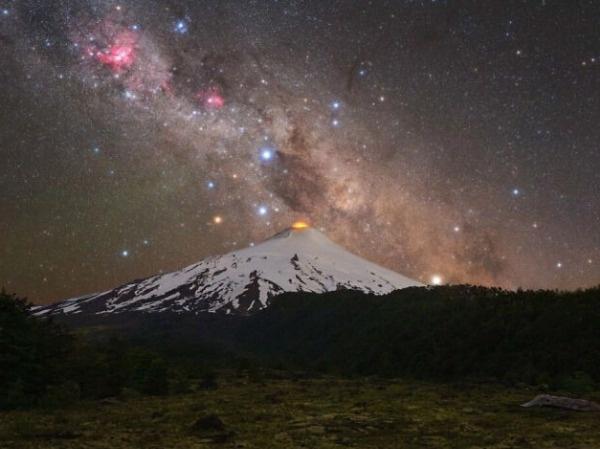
[190,414,226,432]
[521,394,600,412]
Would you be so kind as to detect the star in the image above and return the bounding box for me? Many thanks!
[123,90,137,100]
[2,0,599,303]
[430,275,443,286]
[259,147,275,161]
[174,19,189,34]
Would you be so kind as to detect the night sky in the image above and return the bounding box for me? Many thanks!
[1,0,599,304]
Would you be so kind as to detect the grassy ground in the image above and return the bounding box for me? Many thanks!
[1,373,600,449]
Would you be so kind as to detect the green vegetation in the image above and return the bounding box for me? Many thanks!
[3,286,600,446]
[0,290,74,409]
[2,372,600,448]
[4,286,600,410]
[238,286,600,387]
[0,291,208,409]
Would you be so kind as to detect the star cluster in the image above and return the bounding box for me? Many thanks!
[0,0,599,303]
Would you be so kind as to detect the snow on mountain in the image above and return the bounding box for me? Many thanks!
[34,224,421,316]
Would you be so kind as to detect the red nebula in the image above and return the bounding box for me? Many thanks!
[95,31,137,72]
[206,93,225,108]
[160,80,174,96]
[197,87,225,109]
[97,44,135,71]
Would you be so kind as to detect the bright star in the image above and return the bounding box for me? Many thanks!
[174,19,189,34]
[213,215,223,224]
[260,147,274,161]
[121,250,129,257]
[430,275,443,286]
[331,101,341,110]
[207,181,216,189]
[258,206,268,216]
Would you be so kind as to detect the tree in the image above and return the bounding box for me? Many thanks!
[0,290,73,408]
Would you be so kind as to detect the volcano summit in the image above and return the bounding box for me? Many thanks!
[35,225,420,317]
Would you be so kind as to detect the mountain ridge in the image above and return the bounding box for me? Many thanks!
[33,225,421,317]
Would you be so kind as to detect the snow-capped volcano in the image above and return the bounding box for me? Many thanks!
[34,224,421,317]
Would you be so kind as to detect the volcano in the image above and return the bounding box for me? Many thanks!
[34,225,421,317]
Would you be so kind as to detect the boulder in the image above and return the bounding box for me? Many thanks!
[190,414,233,443]
[521,394,600,412]
[191,414,226,432]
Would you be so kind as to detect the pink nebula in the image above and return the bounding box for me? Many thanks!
[198,87,225,109]
[97,44,135,71]
[95,31,137,72]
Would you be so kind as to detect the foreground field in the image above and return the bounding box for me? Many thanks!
[1,373,600,449]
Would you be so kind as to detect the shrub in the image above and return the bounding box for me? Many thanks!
[41,381,81,408]
[558,371,596,394]
[169,368,192,394]
[136,357,169,396]
[198,370,218,390]
[0,290,73,409]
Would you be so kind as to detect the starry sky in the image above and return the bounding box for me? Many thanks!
[1,0,599,304]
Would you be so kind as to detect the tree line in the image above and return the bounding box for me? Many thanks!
[2,285,600,409]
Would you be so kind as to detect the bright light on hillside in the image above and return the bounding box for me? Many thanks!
[430,275,443,286]
[292,221,309,230]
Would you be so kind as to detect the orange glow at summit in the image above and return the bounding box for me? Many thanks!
[292,221,310,230]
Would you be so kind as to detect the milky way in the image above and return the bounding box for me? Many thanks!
[1,0,599,303]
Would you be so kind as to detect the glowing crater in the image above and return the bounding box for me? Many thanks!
[292,221,310,230]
